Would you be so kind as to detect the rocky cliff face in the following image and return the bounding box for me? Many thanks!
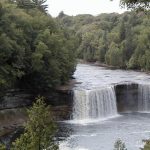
[0,82,146,121]
[0,79,76,110]
[0,88,73,146]
[0,89,73,120]
[115,83,139,112]
[0,90,33,110]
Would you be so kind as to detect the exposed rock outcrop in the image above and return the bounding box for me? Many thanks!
[115,83,139,112]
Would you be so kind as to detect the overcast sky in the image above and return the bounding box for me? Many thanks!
[46,0,127,17]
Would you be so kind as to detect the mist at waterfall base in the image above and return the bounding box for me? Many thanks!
[58,64,150,150]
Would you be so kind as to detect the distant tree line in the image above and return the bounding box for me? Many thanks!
[58,11,150,71]
[0,0,77,97]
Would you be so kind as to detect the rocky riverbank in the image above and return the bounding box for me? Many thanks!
[0,79,76,143]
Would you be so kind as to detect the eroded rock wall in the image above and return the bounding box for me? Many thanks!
[115,83,138,112]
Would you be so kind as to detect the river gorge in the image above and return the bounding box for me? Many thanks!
[1,63,150,150]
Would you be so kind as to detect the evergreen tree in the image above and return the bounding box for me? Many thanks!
[12,97,58,150]
[32,0,48,13]
[16,0,34,9]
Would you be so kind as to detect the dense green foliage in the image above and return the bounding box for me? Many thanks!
[15,0,48,13]
[0,0,77,96]
[58,11,150,70]
[12,97,58,150]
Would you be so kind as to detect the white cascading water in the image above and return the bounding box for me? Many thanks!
[73,86,118,120]
[138,84,150,111]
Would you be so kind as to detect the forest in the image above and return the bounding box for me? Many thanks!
[0,0,150,98]
[58,10,150,70]
[0,0,77,97]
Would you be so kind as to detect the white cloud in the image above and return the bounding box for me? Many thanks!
[46,0,127,17]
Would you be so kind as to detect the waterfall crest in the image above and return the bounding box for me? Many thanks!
[73,86,117,120]
[138,84,150,111]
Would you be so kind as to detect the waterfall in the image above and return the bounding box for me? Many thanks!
[138,84,150,111]
[73,86,117,120]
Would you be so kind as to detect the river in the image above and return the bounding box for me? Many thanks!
[58,64,150,150]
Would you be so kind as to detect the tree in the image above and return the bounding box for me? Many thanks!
[114,139,127,150]
[0,0,77,96]
[119,20,126,41]
[120,0,150,10]
[140,50,150,71]
[32,0,48,13]
[0,143,6,150]
[16,0,48,13]
[16,0,34,9]
[12,97,58,150]
[105,42,124,67]
[98,30,108,62]
[58,11,66,18]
